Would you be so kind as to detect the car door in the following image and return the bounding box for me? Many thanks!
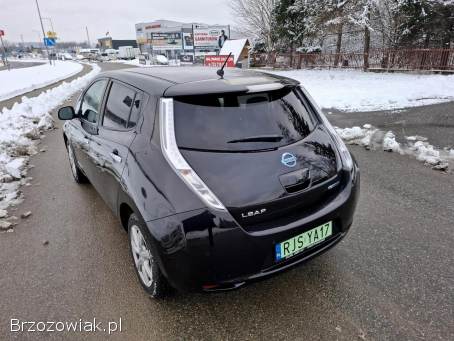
[70,79,109,181]
[88,79,143,212]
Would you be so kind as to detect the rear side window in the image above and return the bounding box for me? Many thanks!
[174,87,316,151]
[103,82,136,130]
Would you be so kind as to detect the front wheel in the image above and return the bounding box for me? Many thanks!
[128,214,169,298]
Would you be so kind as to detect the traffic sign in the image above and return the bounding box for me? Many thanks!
[47,31,57,39]
[44,37,56,47]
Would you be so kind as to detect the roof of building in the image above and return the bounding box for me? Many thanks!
[220,39,250,64]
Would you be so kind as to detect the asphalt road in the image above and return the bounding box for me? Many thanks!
[328,102,454,150]
[0,60,45,71]
[0,62,453,341]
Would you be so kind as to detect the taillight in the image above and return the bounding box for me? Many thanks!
[159,98,227,212]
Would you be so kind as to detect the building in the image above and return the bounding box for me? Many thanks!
[97,37,137,50]
[135,20,230,60]
[219,38,251,67]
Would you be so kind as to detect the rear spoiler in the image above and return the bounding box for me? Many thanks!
[163,75,299,97]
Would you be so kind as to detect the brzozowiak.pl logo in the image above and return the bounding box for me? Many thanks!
[10,318,123,335]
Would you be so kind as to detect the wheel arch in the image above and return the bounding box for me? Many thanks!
[117,188,143,232]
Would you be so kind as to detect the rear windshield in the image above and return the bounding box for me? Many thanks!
[173,87,317,151]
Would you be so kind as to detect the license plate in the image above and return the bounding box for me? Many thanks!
[275,221,333,261]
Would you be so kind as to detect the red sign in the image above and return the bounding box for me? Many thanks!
[145,24,161,29]
[204,55,235,67]
[0,30,4,37]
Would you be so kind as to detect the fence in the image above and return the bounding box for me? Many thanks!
[251,48,454,72]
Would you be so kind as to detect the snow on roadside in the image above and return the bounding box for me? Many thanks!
[265,69,454,112]
[0,61,83,101]
[0,64,100,223]
[335,124,451,171]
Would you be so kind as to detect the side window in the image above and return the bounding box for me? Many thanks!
[80,80,108,124]
[103,82,136,130]
[127,92,142,128]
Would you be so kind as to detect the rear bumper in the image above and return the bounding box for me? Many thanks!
[146,166,360,292]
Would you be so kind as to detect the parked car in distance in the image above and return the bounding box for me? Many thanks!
[97,52,111,62]
[152,54,169,65]
[57,67,360,297]
[104,49,118,60]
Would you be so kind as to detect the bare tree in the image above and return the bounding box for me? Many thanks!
[230,0,275,60]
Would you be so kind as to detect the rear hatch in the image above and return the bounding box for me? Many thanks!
[173,86,340,232]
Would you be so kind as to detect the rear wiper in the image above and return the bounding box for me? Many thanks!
[227,135,284,143]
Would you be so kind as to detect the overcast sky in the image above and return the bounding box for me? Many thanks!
[0,0,235,43]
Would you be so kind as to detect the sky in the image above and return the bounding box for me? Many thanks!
[0,0,235,43]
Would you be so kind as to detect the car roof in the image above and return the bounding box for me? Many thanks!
[99,66,299,97]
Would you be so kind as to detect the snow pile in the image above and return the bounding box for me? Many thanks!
[335,124,450,171]
[266,69,454,111]
[410,141,442,165]
[0,64,100,214]
[0,61,83,101]
[382,131,402,153]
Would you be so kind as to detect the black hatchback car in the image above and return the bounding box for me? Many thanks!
[58,66,359,297]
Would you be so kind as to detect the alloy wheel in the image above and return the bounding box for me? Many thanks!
[130,225,154,287]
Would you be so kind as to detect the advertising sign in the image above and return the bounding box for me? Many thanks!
[204,55,235,67]
[180,54,194,63]
[136,31,147,44]
[193,25,229,50]
[183,32,193,50]
[150,32,182,50]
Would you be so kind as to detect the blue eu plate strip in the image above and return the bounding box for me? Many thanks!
[275,244,282,261]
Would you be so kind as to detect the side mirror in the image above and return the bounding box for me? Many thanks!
[58,106,76,120]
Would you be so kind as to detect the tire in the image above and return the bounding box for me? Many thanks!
[66,141,88,184]
[128,213,170,298]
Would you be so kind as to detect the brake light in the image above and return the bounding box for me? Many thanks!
[159,98,227,212]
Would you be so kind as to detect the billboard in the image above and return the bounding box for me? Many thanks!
[193,25,229,50]
[150,32,182,50]
[183,32,193,50]
[204,55,235,67]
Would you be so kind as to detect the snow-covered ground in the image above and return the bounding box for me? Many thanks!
[0,64,100,223]
[335,124,454,171]
[0,61,83,101]
[266,69,454,112]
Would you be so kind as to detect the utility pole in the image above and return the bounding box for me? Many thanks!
[43,17,55,33]
[86,26,91,48]
[35,0,52,65]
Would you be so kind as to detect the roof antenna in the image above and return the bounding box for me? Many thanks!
[216,52,232,79]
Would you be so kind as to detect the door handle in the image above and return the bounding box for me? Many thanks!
[110,149,122,163]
